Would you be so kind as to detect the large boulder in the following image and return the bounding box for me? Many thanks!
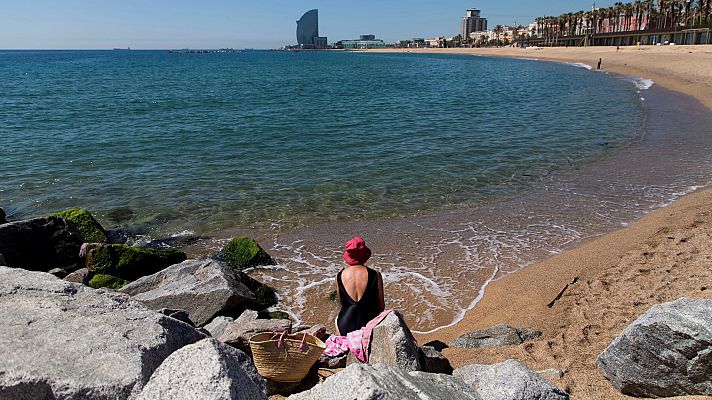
[205,316,235,338]
[136,338,266,400]
[0,216,83,271]
[0,266,204,399]
[357,311,421,371]
[454,359,569,400]
[450,323,542,349]
[239,270,278,310]
[0,207,6,224]
[119,259,255,326]
[215,237,274,271]
[51,208,107,243]
[218,310,291,355]
[85,243,186,281]
[290,363,481,400]
[597,297,712,397]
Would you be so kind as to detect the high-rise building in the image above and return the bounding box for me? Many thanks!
[461,8,488,39]
[297,9,320,47]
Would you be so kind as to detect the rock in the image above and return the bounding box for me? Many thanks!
[450,323,542,349]
[537,368,567,382]
[265,366,326,397]
[87,273,130,290]
[418,345,454,374]
[597,297,712,397]
[258,310,290,320]
[216,237,274,271]
[0,266,205,399]
[119,259,255,327]
[205,316,235,338]
[51,208,108,243]
[136,338,266,400]
[85,243,187,281]
[361,311,421,372]
[64,267,90,284]
[0,216,83,272]
[289,363,481,400]
[317,353,347,369]
[140,234,204,250]
[454,359,569,400]
[0,207,6,224]
[48,267,68,278]
[218,317,291,356]
[303,324,331,341]
[158,308,195,327]
[239,271,277,310]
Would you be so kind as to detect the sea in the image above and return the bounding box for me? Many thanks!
[2,50,712,332]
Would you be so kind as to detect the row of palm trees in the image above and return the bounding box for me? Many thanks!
[533,0,711,40]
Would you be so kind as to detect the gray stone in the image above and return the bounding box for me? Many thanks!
[204,316,235,338]
[317,353,347,369]
[218,317,291,356]
[537,368,567,382]
[361,311,421,371]
[0,216,83,272]
[48,268,68,278]
[119,259,255,326]
[597,297,712,397]
[64,267,90,284]
[289,363,481,400]
[136,338,266,400]
[303,324,331,341]
[418,345,454,374]
[0,266,204,399]
[454,359,569,400]
[157,308,195,327]
[450,323,542,349]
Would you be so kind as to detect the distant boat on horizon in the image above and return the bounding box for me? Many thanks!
[113,47,131,51]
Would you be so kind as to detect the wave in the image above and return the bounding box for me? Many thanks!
[567,62,593,70]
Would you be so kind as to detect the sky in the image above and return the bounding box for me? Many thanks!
[0,1,621,49]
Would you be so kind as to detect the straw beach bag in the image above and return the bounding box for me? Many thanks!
[249,330,326,382]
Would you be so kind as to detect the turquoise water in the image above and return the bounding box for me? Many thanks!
[1,50,644,235]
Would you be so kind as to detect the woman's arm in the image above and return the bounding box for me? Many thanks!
[376,271,385,312]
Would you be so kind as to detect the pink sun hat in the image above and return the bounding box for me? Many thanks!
[343,237,371,266]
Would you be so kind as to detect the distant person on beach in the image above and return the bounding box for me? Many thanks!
[335,237,385,335]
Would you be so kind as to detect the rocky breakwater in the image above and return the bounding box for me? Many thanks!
[0,266,206,399]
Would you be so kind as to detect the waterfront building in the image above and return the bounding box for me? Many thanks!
[296,9,320,48]
[337,35,386,49]
[461,8,488,39]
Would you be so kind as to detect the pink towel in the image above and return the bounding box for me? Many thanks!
[323,309,415,363]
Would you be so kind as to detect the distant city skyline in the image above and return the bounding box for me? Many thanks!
[1,0,626,49]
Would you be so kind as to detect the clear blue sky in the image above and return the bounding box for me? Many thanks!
[1,0,620,49]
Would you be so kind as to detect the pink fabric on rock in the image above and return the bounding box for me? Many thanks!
[322,309,415,363]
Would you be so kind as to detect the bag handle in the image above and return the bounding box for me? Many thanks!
[271,321,294,350]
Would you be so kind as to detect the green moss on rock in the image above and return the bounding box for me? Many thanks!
[87,274,130,290]
[216,237,274,271]
[52,208,107,243]
[85,244,186,281]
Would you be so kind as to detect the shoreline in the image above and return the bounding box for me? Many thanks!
[366,46,712,399]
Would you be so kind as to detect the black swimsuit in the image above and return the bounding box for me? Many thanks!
[336,267,380,335]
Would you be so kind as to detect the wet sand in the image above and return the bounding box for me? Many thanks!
[367,46,712,399]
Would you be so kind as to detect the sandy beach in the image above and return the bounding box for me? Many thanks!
[366,46,712,399]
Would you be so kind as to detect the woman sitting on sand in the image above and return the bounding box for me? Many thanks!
[335,237,385,335]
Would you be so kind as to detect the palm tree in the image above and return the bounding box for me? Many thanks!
[493,25,504,46]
